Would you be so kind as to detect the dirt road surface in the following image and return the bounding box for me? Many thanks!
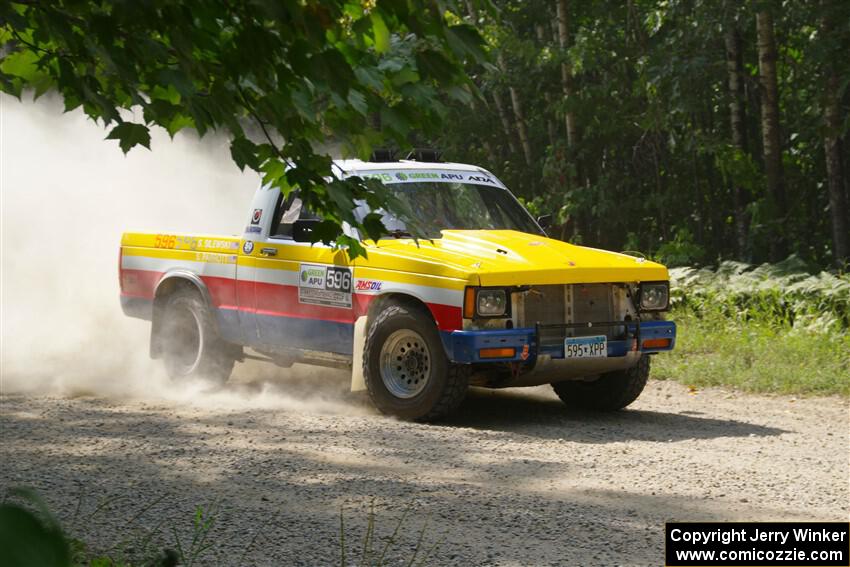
[1,366,848,566]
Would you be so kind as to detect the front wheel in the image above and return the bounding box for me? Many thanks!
[159,290,235,385]
[363,303,468,421]
[551,355,650,411]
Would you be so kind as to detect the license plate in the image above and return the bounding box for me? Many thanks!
[564,335,608,358]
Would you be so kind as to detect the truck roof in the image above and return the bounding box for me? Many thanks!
[334,159,492,175]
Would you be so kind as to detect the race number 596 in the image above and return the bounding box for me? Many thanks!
[325,268,352,293]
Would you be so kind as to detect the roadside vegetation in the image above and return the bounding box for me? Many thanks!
[0,489,436,567]
[653,258,850,397]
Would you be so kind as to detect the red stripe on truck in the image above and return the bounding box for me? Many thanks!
[118,267,463,331]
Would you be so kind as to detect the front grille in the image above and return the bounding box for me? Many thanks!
[572,284,613,336]
[522,285,567,326]
[520,283,618,346]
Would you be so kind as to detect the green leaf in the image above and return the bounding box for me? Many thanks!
[230,137,261,171]
[353,66,384,91]
[105,122,151,153]
[0,490,70,567]
[261,159,287,186]
[166,113,195,137]
[415,49,457,82]
[444,25,487,62]
[0,50,40,80]
[347,89,368,116]
[370,12,390,53]
[156,69,195,98]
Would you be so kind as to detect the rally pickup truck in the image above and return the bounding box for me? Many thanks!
[120,157,676,421]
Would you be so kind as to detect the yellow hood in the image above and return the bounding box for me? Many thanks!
[363,230,668,286]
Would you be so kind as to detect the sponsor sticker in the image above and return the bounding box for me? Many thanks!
[354,170,501,187]
[176,236,199,250]
[242,240,254,254]
[245,225,262,234]
[298,264,352,309]
[197,252,237,264]
[251,209,262,225]
[355,279,383,292]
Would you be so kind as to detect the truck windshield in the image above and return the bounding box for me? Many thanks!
[353,182,543,238]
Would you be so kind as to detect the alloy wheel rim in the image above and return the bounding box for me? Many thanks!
[379,329,431,399]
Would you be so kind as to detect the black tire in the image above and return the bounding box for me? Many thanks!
[363,303,469,421]
[159,290,235,385]
[551,355,650,411]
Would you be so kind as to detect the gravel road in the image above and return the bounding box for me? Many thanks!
[1,364,847,566]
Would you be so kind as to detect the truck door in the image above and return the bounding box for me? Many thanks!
[251,191,356,355]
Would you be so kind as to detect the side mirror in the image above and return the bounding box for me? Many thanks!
[292,218,320,242]
[536,214,552,230]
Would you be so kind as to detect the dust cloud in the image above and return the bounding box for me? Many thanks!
[0,93,364,415]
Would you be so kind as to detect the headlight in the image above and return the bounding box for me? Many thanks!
[477,289,507,316]
[464,287,511,318]
[639,282,669,311]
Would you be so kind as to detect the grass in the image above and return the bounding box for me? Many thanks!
[653,257,849,397]
[1,488,439,567]
[653,307,850,397]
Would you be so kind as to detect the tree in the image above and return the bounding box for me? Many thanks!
[820,2,849,267]
[0,1,485,258]
[423,0,845,270]
[756,6,788,261]
[556,0,576,150]
[724,19,750,260]
[496,51,532,166]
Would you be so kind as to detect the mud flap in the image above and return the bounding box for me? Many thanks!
[350,315,368,392]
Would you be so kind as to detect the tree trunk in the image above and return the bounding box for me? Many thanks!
[556,0,577,148]
[821,11,850,266]
[756,8,788,261]
[491,90,518,156]
[509,84,533,165]
[725,23,750,260]
[498,53,533,165]
[535,23,558,147]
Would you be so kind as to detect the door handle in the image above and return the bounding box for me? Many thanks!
[260,247,278,256]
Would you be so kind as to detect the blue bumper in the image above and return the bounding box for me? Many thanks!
[442,320,676,364]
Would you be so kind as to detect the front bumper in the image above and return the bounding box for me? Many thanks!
[442,320,676,364]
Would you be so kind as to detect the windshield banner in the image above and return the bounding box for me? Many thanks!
[352,170,505,188]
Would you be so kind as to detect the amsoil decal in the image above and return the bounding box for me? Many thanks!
[251,209,262,225]
[298,264,352,309]
[355,279,383,292]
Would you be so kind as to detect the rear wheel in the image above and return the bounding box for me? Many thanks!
[363,303,468,421]
[160,290,235,385]
[551,356,650,411]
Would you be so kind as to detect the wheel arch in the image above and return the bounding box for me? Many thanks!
[365,292,438,327]
[351,291,443,393]
[150,271,213,359]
